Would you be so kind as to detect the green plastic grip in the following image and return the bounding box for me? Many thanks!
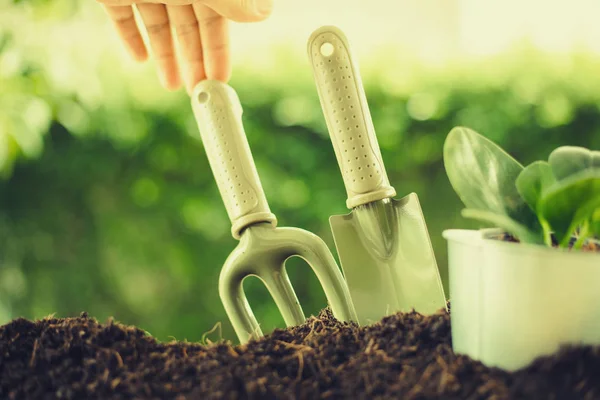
[308,26,396,209]
[191,81,277,239]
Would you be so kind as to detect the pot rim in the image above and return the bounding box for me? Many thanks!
[443,228,600,259]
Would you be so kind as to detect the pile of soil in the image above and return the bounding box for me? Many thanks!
[2,307,600,399]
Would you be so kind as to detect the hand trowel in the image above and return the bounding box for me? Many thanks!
[307,26,447,325]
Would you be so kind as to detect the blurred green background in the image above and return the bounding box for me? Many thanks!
[2,0,600,342]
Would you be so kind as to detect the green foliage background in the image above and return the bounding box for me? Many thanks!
[1,1,600,341]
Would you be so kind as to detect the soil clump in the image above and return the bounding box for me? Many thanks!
[1,308,600,399]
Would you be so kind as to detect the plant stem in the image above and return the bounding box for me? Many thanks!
[573,221,590,250]
[541,220,553,247]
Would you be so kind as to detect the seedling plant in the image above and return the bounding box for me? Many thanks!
[444,127,600,250]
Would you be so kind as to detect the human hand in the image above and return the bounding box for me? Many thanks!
[98,0,273,93]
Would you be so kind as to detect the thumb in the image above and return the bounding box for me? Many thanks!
[199,0,274,22]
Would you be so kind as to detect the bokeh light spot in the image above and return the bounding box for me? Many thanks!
[131,177,160,207]
[279,179,310,209]
[407,93,438,121]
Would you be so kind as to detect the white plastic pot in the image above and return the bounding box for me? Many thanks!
[443,228,600,371]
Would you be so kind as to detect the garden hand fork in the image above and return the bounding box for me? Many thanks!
[191,80,357,343]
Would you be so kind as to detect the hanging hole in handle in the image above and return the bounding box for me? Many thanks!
[197,91,210,104]
[320,42,334,57]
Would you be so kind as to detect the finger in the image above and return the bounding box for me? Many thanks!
[193,4,230,82]
[166,5,205,93]
[96,0,135,5]
[200,0,274,23]
[98,0,194,5]
[136,3,181,90]
[103,5,148,62]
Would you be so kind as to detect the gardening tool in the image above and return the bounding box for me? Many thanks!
[191,80,358,343]
[307,26,447,326]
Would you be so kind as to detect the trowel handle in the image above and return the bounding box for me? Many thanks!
[308,26,396,209]
[192,80,276,239]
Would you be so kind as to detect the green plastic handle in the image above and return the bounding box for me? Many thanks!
[308,26,396,209]
[191,80,277,239]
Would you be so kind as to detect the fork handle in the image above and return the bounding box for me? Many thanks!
[308,26,396,209]
[192,80,277,239]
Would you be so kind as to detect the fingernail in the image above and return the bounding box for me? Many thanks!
[185,81,195,96]
[252,0,273,17]
[185,69,206,95]
[158,71,181,91]
[158,71,170,89]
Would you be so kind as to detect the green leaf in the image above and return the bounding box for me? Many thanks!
[593,151,600,169]
[592,208,600,238]
[548,146,597,181]
[443,126,541,232]
[515,161,556,213]
[461,209,543,244]
[539,169,600,246]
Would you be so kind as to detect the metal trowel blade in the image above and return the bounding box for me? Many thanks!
[330,193,447,326]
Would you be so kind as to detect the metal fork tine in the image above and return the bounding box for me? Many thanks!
[219,252,263,342]
[257,264,306,327]
[279,228,358,323]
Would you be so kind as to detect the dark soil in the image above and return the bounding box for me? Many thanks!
[500,233,600,252]
[2,308,600,399]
